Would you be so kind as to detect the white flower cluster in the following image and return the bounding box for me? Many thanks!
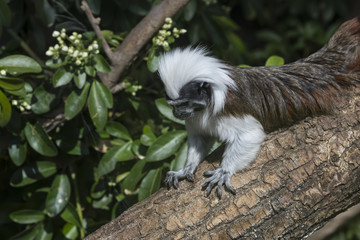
[152,17,187,51]
[46,29,100,66]
[12,99,31,112]
[0,69,6,76]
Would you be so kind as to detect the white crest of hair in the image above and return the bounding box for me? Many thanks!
[158,46,236,115]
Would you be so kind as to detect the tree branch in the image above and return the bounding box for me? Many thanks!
[85,87,360,239]
[80,0,114,62]
[81,0,191,93]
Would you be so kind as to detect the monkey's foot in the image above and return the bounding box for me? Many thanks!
[165,169,194,189]
[202,168,236,198]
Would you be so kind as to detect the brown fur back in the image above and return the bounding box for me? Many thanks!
[223,17,360,132]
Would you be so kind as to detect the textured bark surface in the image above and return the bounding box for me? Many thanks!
[85,87,360,240]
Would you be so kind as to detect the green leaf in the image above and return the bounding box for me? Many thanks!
[147,47,161,73]
[36,222,53,240]
[170,142,188,171]
[95,142,133,179]
[184,0,197,21]
[24,122,58,157]
[265,55,285,66]
[62,223,78,240]
[0,55,41,74]
[52,68,73,88]
[45,58,65,68]
[85,65,96,77]
[9,224,42,240]
[74,72,86,89]
[10,161,57,187]
[105,121,131,140]
[88,81,108,130]
[95,80,113,108]
[0,0,11,27]
[155,98,185,125]
[45,174,71,217]
[238,64,251,68]
[140,125,156,146]
[10,209,45,224]
[92,193,113,210]
[146,130,187,162]
[8,134,27,166]
[0,77,25,90]
[31,85,57,114]
[60,203,82,228]
[94,54,111,73]
[65,82,90,120]
[0,89,11,127]
[90,180,106,199]
[138,168,162,201]
[122,160,146,191]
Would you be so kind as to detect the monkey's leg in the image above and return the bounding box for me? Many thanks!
[165,134,214,189]
[202,115,265,198]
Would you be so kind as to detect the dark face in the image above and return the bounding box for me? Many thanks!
[166,81,212,120]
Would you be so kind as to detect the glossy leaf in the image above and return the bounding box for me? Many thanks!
[0,89,11,127]
[85,65,96,77]
[31,85,57,114]
[74,72,86,89]
[140,125,156,146]
[138,168,162,201]
[95,80,113,108]
[0,77,25,90]
[10,209,45,224]
[10,161,57,187]
[36,222,53,240]
[62,223,78,240]
[265,55,285,66]
[52,68,73,88]
[155,98,185,125]
[24,122,58,157]
[0,55,41,74]
[122,160,146,191]
[65,82,90,120]
[147,47,161,73]
[92,193,113,210]
[88,81,108,130]
[90,180,106,199]
[94,54,111,73]
[45,174,71,217]
[184,0,197,21]
[146,130,187,162]
[60,203,82,228]
[105,121,131,140]
[170,142,188,171]
[8,134,27,166]
[95,142,133,179]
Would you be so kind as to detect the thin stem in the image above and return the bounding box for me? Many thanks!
[7,29,45,67]
[70,169,86,239]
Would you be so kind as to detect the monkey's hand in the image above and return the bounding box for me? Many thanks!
[202,168,236,198]
[165,167,194,189]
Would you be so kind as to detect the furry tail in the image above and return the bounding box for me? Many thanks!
[228,17,360,132]
[306,16,360,79]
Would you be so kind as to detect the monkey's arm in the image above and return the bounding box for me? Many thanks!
[165,133,215,189]
[202,115,266,198]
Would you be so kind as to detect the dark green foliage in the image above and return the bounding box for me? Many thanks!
[0,0,357,239]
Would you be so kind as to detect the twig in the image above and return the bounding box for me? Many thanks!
[81,0,191,93]
[80,0,114,63]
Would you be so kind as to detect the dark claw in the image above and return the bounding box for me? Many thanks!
[164,170,194,190]
[202,168,236,198]
[186,174,194,182]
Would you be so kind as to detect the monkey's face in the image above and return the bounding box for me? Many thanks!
[166,81,212,120]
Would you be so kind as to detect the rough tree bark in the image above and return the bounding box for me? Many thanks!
[84,88,360,238]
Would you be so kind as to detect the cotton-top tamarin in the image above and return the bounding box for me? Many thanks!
[158,17,360,198]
